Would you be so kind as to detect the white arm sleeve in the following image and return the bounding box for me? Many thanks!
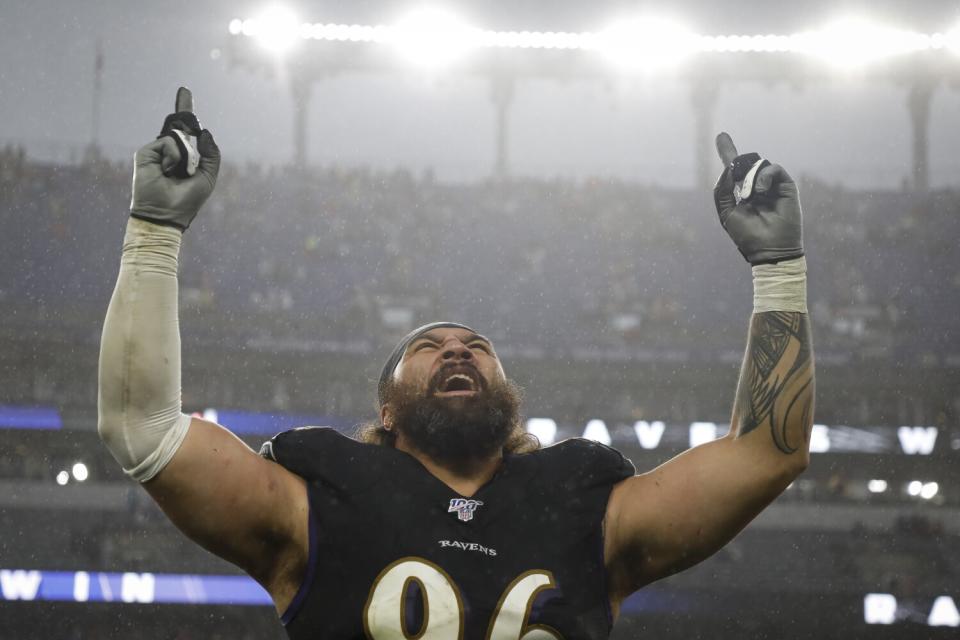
[98,217,192,483]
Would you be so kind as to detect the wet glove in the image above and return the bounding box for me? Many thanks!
[129,87,220,231]
[712,132,804,265]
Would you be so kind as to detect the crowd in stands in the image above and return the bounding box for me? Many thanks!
[2,146,958,442]
[2,145,958,361]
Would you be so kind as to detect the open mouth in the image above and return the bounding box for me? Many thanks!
[436,371,480,397]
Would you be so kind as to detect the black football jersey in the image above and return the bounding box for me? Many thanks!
[259,428,635,640]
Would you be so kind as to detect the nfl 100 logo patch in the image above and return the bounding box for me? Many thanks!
[448,498,483,522]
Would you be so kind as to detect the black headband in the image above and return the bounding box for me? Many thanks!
[377,321,477,405]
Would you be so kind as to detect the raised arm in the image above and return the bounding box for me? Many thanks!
[97,89,307,612]
[604,133,815,604]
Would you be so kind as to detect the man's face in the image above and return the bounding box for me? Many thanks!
[393,328,506,401]
[381,328,521,468]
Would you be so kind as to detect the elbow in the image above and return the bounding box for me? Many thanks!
[779,448,810,485]
[97,411,122,456]
[792,418,814,475]
[96,387,117,443]
[793,450,810,476]
[763,457,807,500]
[765,433,810,488]
[97,391,129,467]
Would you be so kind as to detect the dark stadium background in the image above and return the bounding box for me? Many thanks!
[1,1,959,638]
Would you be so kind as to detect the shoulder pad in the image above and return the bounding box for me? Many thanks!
[538,437,635,491]
[260,426,391,494]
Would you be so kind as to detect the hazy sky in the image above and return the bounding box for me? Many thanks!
[2,0,959,186]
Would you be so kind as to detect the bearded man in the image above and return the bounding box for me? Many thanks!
[98,88,814,638]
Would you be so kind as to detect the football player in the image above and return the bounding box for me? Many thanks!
[99,88,814,638]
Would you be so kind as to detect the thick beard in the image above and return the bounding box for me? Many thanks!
[384,370,523,472]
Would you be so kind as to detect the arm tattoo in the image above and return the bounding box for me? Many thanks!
[735,312,814,454]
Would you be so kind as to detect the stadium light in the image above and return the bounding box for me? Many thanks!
[947,26,960,54]
[907,480,923,496]
[867,479,888,493]
[700,34,794,54]
[390,7,480,68]
[229,14,957,67]
[596,18,697,72]
[479,29,587,50]
[247,6,303,54]
[525,418,557,445]
[56,470,69,486]
[920,482,939,500]
[71,462,89,482]
[795,18,931,69]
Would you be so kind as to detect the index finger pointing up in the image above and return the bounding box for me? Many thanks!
[175,86,194,113]
[715,131,738,166]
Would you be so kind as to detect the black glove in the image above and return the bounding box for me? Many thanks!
[712,132,804,265]
[129,87,220,232]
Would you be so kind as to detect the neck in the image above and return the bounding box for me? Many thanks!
[395,436,502,497]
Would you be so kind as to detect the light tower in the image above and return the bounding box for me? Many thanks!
[85,39,104,163]
[223,11,960,186]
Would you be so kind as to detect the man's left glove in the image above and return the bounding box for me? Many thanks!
[712,132,804,265]
[129,87,220,232]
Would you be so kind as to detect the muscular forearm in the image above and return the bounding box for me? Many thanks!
[733,311,814,458]
[730,257,815,466]
[97,218,191,482]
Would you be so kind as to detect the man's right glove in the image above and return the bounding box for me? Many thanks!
[129,87,220,232]
[712,132,804,265]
